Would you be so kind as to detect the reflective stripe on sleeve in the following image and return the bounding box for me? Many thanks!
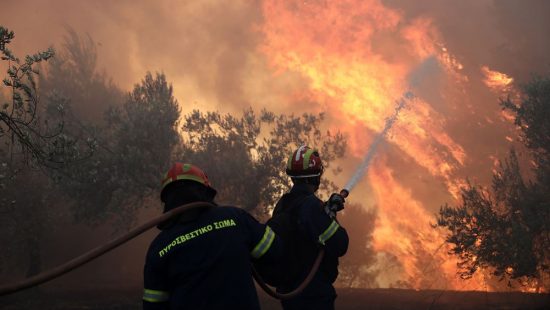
[251,226,275,259]
[143,289,170,303]
[318,220,340,245]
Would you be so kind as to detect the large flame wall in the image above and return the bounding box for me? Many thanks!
[259,0,528,290]
[2,0,548,290]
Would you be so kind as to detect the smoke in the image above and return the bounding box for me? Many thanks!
[2,0,550,291]
[383,0,550,79]
[344,56,446,194]
[0,0,296,113]
[344,92,410,192]
[258,0,549,290]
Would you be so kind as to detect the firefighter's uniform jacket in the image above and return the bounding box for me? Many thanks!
[277,183,349,310]
[143,205,280,310]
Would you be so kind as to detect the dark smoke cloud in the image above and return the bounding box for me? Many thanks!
[383,0,550,81]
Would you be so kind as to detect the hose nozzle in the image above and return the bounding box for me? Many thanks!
[339,189,349,198]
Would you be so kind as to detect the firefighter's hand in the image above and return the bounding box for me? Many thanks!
[328,193,345,211]
[324,193,345,218]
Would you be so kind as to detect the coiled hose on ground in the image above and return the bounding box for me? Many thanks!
[0,201,322,299]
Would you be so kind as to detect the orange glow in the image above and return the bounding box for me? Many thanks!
[481,66,514,93]
[260,0,493,290]
[261,0,466,189]
[369,161,486,290]
[1,0,541,294]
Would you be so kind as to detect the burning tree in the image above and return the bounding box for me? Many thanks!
[437,75,550,291]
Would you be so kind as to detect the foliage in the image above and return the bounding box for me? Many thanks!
[437,75,550,290]
[502,76,550,157]
[0,25,99,170]
[54,72,180,227]
[0,26,346,279]
[0,26,81,277]
[178,109,347,215]
[502,76,550,192]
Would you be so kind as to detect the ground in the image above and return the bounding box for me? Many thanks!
[2,287,548,309]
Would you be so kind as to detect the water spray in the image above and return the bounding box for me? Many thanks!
[339,91,414,198]
[255,95,414,297]
[338,56,438,197]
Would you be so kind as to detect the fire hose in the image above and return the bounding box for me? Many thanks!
[258,93,408,298]
[253,188,349,299]
[0,88,408,299]
[0,200,335,299]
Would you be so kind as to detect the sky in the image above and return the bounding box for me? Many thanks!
[1,0,549,290]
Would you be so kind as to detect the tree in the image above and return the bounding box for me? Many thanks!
[0,26,95,278]
[1,26,346,281]
[1,26,65,167]
[437,75,550,291]
[178,109,347,216]
[39,27,123,121]
[502,76,550,190]
[54,72,181,227]
[0,26,96,167]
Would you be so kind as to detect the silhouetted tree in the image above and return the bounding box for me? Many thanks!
[0,26,95,278]
[177,109,347,216]
[0,25,78,168]
[437,75,550,291]
[55,72,180,227]
[1,26,347,281]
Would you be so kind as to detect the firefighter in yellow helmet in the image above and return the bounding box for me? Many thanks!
[143,163,281,309]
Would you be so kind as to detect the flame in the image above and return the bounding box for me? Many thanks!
[261,0,467,195]
[260,0,508,290]
[481,66,514,93]
[369,161,485,290]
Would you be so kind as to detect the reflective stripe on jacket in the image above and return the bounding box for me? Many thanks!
[143,205,281,310]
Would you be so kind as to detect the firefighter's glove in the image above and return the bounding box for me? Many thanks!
[324,193,345,219]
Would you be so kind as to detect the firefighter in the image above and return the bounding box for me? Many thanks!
[143,163,281,309]
[272,145,349,310]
